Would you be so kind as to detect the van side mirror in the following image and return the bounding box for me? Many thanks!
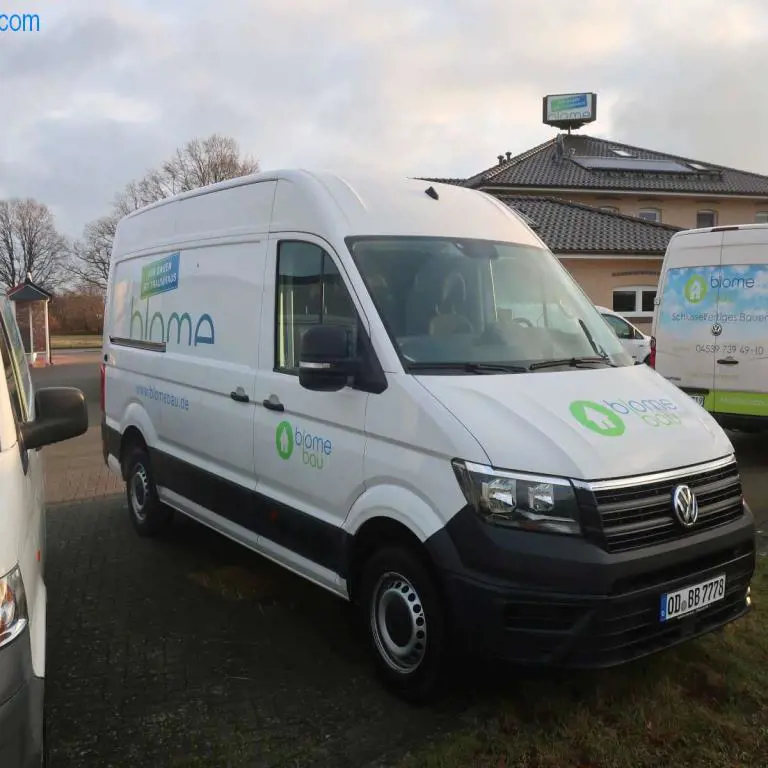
[299,325,357,392]
[20,387,89,451]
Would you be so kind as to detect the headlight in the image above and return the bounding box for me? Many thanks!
[451,460,582,536]
[0,565,28,648]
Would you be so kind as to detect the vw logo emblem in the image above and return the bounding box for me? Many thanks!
[711,323,723,336]
[673,485,698,528]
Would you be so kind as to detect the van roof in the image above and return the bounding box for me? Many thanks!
[113,169,544,258]
[669,222,768,241]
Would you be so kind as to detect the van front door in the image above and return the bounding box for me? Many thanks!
[711,228,768,422]
[655,230,724,408]
[253,236,368,591]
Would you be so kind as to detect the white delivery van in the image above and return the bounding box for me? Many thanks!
[0,295,87,765]
[596,306,651,364]
[651,223,768,433]
[101,171,756,700]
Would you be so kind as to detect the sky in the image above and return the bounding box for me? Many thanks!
[2,0,768,240]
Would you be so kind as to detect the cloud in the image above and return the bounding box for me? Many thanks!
[1,0,767,241]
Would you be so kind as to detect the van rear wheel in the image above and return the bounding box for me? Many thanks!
[360,546,448,703]
[123,445,172,536]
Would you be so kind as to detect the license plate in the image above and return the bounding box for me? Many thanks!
[660,573,726,622]
[689,394,705,406]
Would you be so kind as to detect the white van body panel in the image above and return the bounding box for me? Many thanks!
[417,365,732,481]
[0,306,47,681]
[343,373,488,540]
[653,223,768,421]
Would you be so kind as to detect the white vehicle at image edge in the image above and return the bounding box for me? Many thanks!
[651,223,768,433]
[596,306,651,364]
[100,170,756,701]
[0,296,87,766]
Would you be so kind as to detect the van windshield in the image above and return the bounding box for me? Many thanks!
[346,236,633,372]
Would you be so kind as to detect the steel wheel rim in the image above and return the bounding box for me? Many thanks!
[130,463,150,521]
[370,571,427,674]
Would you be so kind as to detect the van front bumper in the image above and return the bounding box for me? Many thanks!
[428,503,756,668]
[0,629,44,768]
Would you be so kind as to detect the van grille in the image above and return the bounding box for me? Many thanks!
[577,458,744,553]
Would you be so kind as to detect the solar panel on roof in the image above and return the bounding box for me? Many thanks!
[571,156,695,173]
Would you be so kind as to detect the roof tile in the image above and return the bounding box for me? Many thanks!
[497,195,682,254]
[468,135,768,195]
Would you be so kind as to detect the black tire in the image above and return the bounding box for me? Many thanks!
[359,546,449,703]
[123,444,172,536]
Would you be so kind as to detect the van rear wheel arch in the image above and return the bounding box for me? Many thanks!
[119,426,148,479]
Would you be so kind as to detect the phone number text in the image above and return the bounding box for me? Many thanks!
[695,344,766,355]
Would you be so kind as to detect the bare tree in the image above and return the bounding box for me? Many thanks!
[72,134,259,290]
[0,198,69,291]
[69,214,119,292]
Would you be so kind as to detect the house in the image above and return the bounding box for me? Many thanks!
[498,196,681,329]
[420,129,768,325]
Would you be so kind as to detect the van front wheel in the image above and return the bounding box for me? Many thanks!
[124,446,172,537]
[360,546,448,702]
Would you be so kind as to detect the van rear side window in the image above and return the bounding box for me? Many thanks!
[275,241,358,373]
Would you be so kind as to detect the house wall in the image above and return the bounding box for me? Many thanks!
[546,193,768,229]
[558,256,663,330]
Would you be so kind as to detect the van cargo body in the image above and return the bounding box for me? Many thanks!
[101,170,755,698]
[652,224,768,433]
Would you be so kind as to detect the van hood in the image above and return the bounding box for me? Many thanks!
[416,364,733,481]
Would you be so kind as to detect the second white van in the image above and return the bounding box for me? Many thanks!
[651,223,768,433]
[101,171,756,700]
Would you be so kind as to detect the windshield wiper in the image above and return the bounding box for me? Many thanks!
[578,318,610,359]
[528,356,618,371]
[408,362,527,374]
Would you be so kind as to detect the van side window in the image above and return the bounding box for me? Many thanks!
[0,321,26,427]
[275,241,358,373]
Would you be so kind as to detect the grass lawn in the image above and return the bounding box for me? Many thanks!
[402,557,766,768]
[50,334,102,349]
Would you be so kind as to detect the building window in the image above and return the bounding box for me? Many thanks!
[612,286,657,317]
[599,206,619,214]
[638,207,661,223]
[275,241,358,373]
[696,210,717,228]
[755,211,768,224]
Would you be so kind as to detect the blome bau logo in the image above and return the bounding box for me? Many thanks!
[276,420,332,469]
[658,264,768,330]
[570,397,682,437]
[128,251,216,346]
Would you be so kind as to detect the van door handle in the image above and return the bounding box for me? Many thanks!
[230,387,250,402]
[262,394,284,412]
[716,358,739,365]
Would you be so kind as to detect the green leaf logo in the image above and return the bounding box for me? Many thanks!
[275,421,294,460]
[569,400,625,437]
[684,274,707,304]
